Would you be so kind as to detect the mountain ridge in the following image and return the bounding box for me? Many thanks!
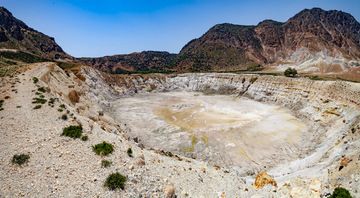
[0,6,71,60]
[0,6,359,75]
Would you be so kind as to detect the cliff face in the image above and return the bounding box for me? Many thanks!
[177,8,360,72]
[0,7,70,60]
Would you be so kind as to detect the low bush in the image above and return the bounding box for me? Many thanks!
[12,154,30,166]
[61,125,83,139]
[33,105,42,109]
[329,187,352,198]
[61,114,68,120]
[104,172,126,190]
[101,160,112,168]
[81,135,88,141]
[0,99,3,111]
[127,148,133,157]
[32,98,47,104]
[284,67,298,77]
[32,77,39,84]
[37,87,47,93]
[93,141,114,156]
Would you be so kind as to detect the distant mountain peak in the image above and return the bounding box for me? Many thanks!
[176,7,360,72]
[0,7,70,60]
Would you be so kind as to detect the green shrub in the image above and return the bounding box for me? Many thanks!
[329,187,352,198]
[32,98,47,104]
[101,160,112,168]
[81,135,88,141]
[32,77,39,84]
[127,148,133,157]
[48,98,56,105]
[104,172,126,190]
[33,105,42,109]
[62,125,83,139]
[93,141,114,156]
[12,154,30,166]
[59,104,66,109]
[61,114,68,120]
[284,67,298,77]
[37,87,46,93]
[0,99,3,110]
[58,108,63,112]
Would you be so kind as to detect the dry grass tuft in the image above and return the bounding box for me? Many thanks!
[68,90,80,104]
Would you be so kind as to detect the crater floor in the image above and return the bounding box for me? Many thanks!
[111,91,309,170]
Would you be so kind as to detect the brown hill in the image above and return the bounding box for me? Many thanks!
[0,7,71,60]
[176,8,360,72]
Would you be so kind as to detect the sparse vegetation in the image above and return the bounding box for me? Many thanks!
[59,104,66,109]
[32,77,39,84]
[61,114,68,120]
[61,125,83,139]
[0,100,4,111]
[32,97,47,104]
[93,141,114,156]
[0,51,48,63]
[101,160,112,168]
[81,135,88,141]
[284,67,298,77]
[246,64,263,71]
[37,87,47,93]
[329,187,352,198]
[48,98,56,107]
[12,154,30,166]
[33,105,42,109]
[104,172,126,190]
[127,148,133,157]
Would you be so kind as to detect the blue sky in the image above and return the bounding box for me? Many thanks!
[1,0,359,57]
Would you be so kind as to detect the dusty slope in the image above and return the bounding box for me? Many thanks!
[0,63,359,197]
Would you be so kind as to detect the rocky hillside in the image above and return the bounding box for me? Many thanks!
[79,51,176,74]
[80,8,360,73]
[0,7,70,60]
[177,8,360,72]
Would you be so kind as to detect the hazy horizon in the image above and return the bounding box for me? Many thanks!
[1,0,360,57]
